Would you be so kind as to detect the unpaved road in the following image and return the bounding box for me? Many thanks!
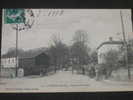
[0,71,133,92]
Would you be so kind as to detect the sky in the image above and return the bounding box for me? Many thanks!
[1,9,133,55]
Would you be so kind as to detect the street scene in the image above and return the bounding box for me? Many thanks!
[0,9,133,92]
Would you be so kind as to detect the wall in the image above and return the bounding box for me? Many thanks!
[1,57,17,68]
[1,68,16,78]
[19,58,36,76]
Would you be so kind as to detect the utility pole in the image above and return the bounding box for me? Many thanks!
[15,24,19,77]
[131,9,133,79]
[131,9,133,32]
[120,10,131,80]
[0,9,2,78]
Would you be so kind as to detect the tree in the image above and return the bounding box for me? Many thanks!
[90,51,98,65]
[104,50,121,79]
[119,39,133,65]
[127,39,133,64]
[3,47,25,57]
[48,34,69,72]
[73,30,88,44]
[71,30,90,74]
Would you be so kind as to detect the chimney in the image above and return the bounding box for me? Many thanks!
[109,37,113,41]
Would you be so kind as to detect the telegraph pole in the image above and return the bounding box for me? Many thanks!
[15,24,19,77]
[0,9,2,78]
[120,10,131,80]
[131,9,133,32]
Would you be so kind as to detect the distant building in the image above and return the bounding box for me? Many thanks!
[1,57,17,78]
[1,57,17,68]
[97,37,124,64]
[1,49,50,77]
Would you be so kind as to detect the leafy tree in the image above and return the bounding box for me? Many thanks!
[104,50,121,78]
[3,47,25,57]
[127,39,133,64]
[48,34,69,72]
[90,51,98,65]
[71,30,90,74]
[118,39,133,65]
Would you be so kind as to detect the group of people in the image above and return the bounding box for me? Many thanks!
[86,63,109,81]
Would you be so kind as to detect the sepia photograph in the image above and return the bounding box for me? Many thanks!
[0,9,133,92]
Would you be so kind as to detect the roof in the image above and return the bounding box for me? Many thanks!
[1,47,48,59]
[97,41,124,50]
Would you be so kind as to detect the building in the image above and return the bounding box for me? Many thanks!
[97,37,124,64]
[1,49,50,77]
[1,57,17,78]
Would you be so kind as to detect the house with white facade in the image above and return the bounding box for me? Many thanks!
[97,37,124,64]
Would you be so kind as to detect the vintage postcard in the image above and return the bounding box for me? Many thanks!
[0,9,133,92]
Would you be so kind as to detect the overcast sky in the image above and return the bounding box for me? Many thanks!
[1,9,133,54]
